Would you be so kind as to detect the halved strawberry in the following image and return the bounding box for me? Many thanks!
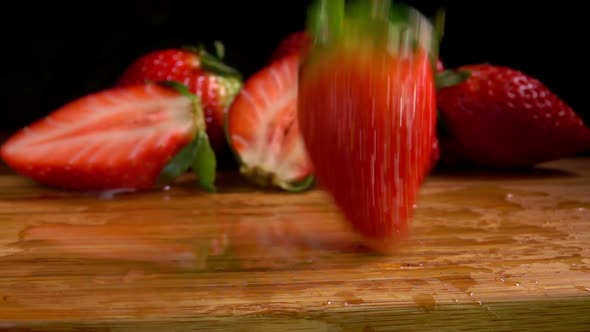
[225,53,314,191]
[0,82,216,192]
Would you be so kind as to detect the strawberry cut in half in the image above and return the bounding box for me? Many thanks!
[226,53,314,192]
[298,0,438,247]
[0,82,217,192]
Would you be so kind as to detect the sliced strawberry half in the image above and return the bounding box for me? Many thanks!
[225,53,314,191]
[0,82,217,192]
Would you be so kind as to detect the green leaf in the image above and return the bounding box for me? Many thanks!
[200,52,243,80]
[158,80,198,102]
[182,43,242,80]
[157,139,200,187]
[192,131,217,193]
[307,0,345,46]
[214,40,225,59]
[435,69,471,89]
[433,9,446,42]
[429,8,446,70]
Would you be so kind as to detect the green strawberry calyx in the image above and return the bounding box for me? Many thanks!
[435,69,471,89]
[183,41,243,81]
[156,81,217,193]
[306,0,437,61]
[183,42,244,113]
[239,165,316,193]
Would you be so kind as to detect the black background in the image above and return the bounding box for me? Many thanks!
[0,0,586,130]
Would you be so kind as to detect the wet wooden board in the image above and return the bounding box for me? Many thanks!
[0,158,589,331]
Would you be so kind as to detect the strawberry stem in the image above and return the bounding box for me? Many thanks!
[306,0,436,60]
[306,0,345,46]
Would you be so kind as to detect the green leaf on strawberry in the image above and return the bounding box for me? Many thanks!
[157,80,217,192]
[200,52,243,80]
[183,42,242,80]
[158,139,200,185]
[192,131,217,192]
[435,69,471,89]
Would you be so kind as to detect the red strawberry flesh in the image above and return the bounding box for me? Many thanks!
[227,53,313,190]
[1,84,198,191]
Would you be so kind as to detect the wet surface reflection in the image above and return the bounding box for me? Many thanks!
[0,160,589,328]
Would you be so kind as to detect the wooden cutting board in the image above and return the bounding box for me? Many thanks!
[0,158,589,331]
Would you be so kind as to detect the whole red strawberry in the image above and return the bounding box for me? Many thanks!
[117,44,242,162]
[437,64,590,168]
[298,0,438,247]
[269,31,311,62]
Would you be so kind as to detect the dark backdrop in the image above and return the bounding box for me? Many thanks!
[0,0,586,130]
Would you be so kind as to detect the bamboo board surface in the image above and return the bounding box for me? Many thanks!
[0,158,589,331]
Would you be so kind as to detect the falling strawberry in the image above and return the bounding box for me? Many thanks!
[298,0,438,245]
[116,43,242,161]
[436,64,590,168]
[269,31,311,62]
[226,53,314,192]
[0,82,217,192]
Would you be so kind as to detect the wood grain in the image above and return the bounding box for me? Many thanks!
[0,158,589,331]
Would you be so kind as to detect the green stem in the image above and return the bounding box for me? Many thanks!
[369,0,391,20]
[307,0,345,45]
